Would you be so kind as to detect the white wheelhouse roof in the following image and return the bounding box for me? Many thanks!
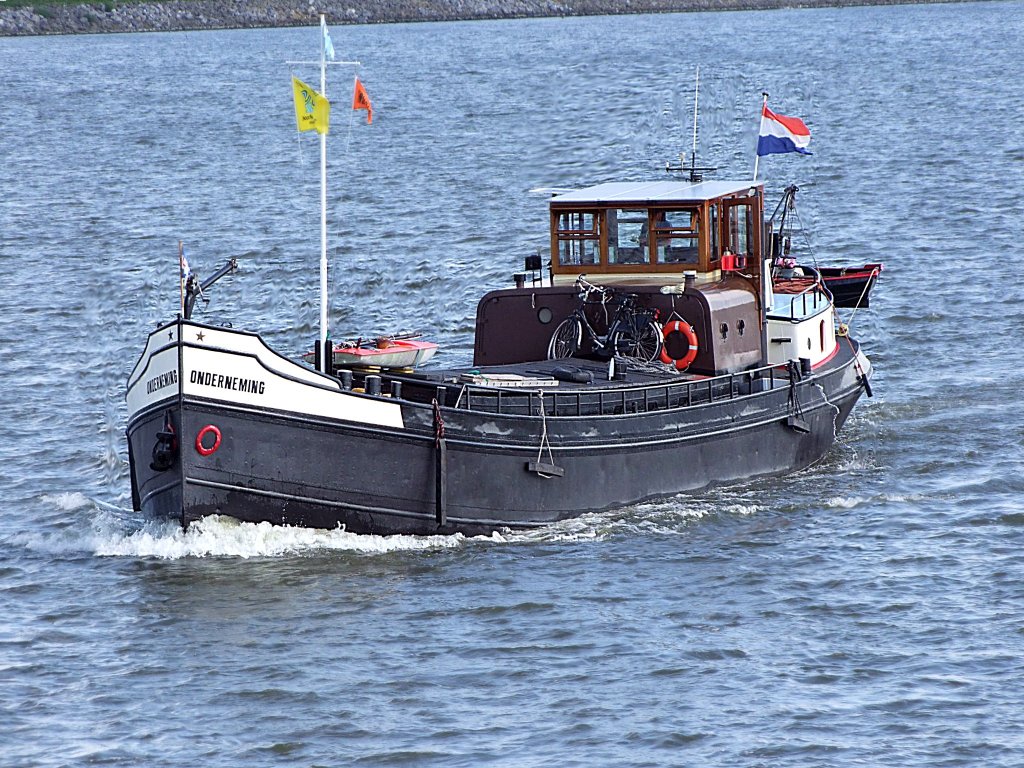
[550,180,762,205]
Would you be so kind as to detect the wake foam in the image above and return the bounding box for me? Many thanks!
[29,486,791,559]
[22,494,472,559]
[93,514,468,559]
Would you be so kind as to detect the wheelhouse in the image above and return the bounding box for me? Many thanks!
[549,180,764,284]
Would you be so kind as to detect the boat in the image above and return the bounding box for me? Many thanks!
[773,264,882,308]
[301,337,439,370]
[813,263,882,308]
[125,38,873,536]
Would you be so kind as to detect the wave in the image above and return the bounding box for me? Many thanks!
[93,514,470,559]
[25,482,844,559]
[22,494,471,559]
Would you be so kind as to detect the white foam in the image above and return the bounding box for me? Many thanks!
[505,513,612,543]
[880,492,925,504]
[720,503,763,517]
[27,489,775,559]
[501,496,763,541]
[40,491,94,512]
[93,514,467,559]
[824,496,865,509]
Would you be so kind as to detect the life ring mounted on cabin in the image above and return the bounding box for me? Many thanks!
[195,424,222,456]
[659,320,699,371]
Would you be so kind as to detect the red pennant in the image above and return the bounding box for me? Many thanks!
[352,78,372,125]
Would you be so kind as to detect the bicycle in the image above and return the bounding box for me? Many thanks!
[547,276,663,362]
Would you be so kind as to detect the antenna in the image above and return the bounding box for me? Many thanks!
[665,66,716,182]
[691,65,700,166]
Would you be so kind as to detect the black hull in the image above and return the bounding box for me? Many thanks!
[818,264,882,308]
[127,329,870,536]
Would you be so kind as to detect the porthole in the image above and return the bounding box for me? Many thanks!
[538,307,553,324]
[737,319,746,336]
[720,322,729,339]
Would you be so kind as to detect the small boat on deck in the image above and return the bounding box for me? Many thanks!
[124,36,873,535]
[301,337,438,370]
[773,262,882,309]
[814,263,882,308]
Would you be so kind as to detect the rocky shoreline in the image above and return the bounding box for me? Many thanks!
[0,0,965,36]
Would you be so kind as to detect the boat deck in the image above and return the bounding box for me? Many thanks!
[407,356,699,389]
[365,355,812,418]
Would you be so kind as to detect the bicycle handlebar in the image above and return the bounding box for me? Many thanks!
[575,275,613,301]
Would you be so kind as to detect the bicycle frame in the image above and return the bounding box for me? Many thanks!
[570,278,657,357]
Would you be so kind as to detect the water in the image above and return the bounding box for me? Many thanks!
[2,2,1024,764]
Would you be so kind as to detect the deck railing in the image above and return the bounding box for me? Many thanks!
[450,359,789,419]
[771,280,832,321]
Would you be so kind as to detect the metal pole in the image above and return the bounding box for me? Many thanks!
[752,92,768,182]
[691,66,700,160]
[318,14,329,373]
[178,241,185,317]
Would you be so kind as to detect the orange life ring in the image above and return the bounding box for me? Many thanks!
[659,320,699,370]
[195,424,222,456]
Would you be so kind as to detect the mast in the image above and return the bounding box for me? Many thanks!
[755,91,773,366]
[289,16,359,373]
[318,14,329,372]
[178,240,185,317]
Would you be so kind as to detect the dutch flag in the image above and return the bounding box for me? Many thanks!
[757,105,812,156]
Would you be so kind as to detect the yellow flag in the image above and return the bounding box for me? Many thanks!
[292,76,330,135]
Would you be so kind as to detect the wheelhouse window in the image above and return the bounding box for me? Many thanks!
[554,210,600,266]
[607,208,648,265]
[726,202,753,259]
[652,208,700,264]
[708,204,719,261]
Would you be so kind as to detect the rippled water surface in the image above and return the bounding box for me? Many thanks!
[3,2,1024,765]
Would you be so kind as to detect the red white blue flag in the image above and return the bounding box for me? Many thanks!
[757,105,812,156]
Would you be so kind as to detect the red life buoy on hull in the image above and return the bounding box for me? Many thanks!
[659,320,699,371]
[195,425,222,456]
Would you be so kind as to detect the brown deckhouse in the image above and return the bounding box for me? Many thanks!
[548,180,764,284]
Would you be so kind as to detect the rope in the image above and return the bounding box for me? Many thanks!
[845,334,872,396]
[534,390,557,478]
[431,397,447,526]
[342,72,359,159]
[616,354,683,377]
[432,398,445,447]
[791,202,818,271]
[839,265,880,331]
[814,382,841,439]
[787,360,806,422]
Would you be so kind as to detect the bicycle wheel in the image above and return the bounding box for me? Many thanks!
[612,320,663,362]
[547,317,582,359]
